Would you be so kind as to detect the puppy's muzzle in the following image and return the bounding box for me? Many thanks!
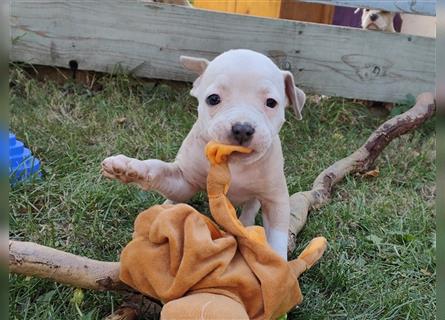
[370,13,378,21]
[231,122,255,146]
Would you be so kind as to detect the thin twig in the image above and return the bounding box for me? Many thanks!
[288,92,435,251]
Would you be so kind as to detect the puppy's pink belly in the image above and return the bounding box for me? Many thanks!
[227,188,256,206]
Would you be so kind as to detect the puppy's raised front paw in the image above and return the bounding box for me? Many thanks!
[101,155,149,184]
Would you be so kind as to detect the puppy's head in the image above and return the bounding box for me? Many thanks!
[358,8,395,32]
[180,49,305,163]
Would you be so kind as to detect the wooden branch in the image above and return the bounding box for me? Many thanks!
[104,294,162,320]
[288,92,436,251]
[105,306,139,320]
[9,240,128,291]
[9,240,162,319]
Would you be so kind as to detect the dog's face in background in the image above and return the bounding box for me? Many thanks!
[359,9,395,32]
[180,49,305,163]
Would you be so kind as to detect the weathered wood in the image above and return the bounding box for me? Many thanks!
[298,0,436,16]
[288,92,436,251]
[10,1,435,102]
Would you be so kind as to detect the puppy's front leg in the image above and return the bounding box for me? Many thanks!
[239,199,261,226]
[102,155,198,202]
[261,196,290,260]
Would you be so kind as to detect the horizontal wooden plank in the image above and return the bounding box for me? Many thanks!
[299,0,436,16]
[10,1,435,102]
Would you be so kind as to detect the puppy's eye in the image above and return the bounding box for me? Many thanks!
[364,8,369,12]
[206,94,221,106]
[266,98,278,109]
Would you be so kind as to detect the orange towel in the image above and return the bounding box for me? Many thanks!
[120,141,327,319]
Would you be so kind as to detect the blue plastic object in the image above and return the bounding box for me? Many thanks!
[9,132,41,183]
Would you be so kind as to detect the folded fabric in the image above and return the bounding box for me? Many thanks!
[120,141,327,319]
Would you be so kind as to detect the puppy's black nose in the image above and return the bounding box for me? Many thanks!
[370,13,378,21]
[231,123,255,145]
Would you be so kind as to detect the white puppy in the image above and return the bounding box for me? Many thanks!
[101,49,306,259]
[358,8,395,32]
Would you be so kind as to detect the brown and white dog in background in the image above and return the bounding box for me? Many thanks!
[357,7,436,38]
[356,8,396,32]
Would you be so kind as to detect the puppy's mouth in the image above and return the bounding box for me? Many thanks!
[365,23,381,30]
[230,149,257,161]
[213,139,259,162]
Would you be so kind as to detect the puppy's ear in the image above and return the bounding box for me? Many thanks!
[180,56,209,75]
[180,56,209,96]
[283,71,306,120]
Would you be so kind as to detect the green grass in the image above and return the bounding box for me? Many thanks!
[9,65,436,319]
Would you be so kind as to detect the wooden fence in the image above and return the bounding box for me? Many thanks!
[10,0,435,102]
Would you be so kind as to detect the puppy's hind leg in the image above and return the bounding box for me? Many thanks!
[102,156,199,202]
[239,199,261,226]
